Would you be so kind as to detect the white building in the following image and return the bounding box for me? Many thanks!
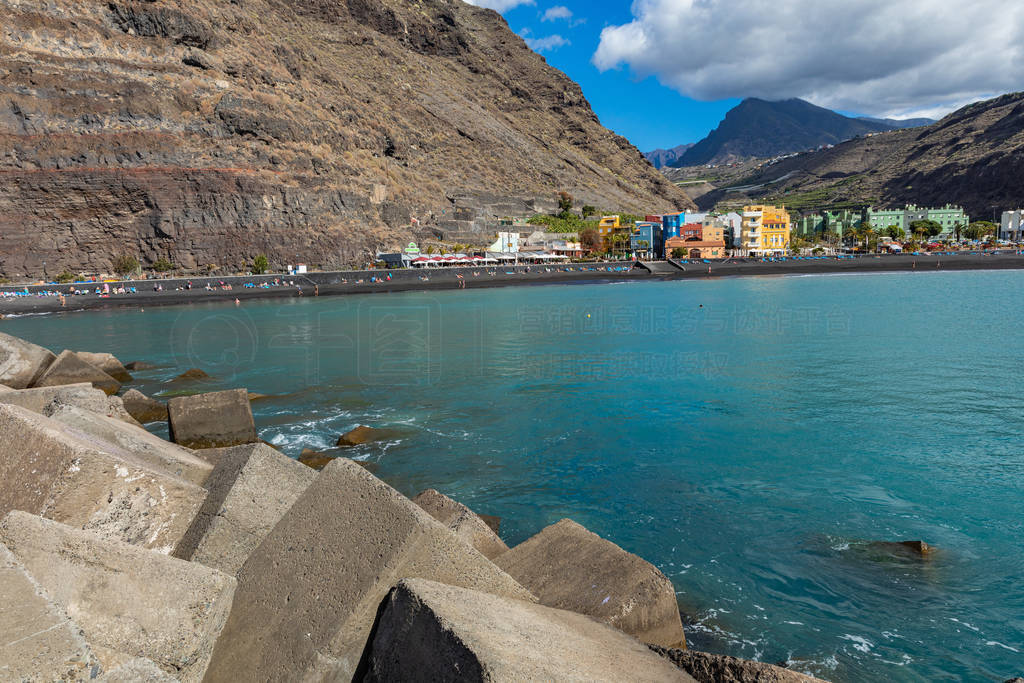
[1000,210,1024,241]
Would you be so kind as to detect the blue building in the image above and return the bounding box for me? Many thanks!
[661,212,685,239]
[631,221,664,258]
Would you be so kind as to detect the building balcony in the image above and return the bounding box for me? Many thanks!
[743,211,761,217]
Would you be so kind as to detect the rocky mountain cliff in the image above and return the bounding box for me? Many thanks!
[692,92,1024,217]
[643,143,693,169]
[0,0,690,279]
[673,98,931,167]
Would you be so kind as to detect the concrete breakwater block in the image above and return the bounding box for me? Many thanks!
[204,458,534,682]
[0,542,100,681]
[364,578,695,682]
[0,404,206,552]
[33,350,121,396]
[174,444,315,575]
[121,388,169,423]
[0,382,110,415]
[0,331,56,389]
[0,511,236,683]
[168,388,257,449]
[650,647,826,683]
[496,518,687,649]
[72,351,133,383]
[48,403,213,487]
[412,488,509,561]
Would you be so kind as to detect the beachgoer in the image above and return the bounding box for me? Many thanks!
[235,298,240,306]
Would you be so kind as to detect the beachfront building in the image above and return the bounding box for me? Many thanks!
[792,214,824,238]
[741,205,791,256]
[630,221,664,259]
[1000,210,1024,241]
[867,205,968,238]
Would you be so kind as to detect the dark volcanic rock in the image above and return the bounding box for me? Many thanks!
[336,424,391,447]
[174,368,211,381]
[0,0,690,280]
[651,647,826,682]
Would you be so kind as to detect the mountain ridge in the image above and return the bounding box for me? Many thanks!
[0,0,690,279]
[667,98,933,167]
[688,92,1024,217]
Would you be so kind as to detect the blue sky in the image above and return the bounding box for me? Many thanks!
[505,0,736,152]
[468,0,1023,154]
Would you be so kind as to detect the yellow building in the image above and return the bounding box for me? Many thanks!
[741,205,791,256]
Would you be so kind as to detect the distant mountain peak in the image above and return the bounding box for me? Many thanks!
[669,98,933,167]
[644,142,695,169]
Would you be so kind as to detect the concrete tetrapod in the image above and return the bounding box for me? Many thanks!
[48,403,213,486]
[0,403,207,552]
[363,578,695,682]
[0,331,55,389]
[33,349,121,395]
[412,488,509,560]
[203,458,534,682]
[496,518,687,649]
[167,388,257,449]
[0,511,236,683]
[174,443,316,575]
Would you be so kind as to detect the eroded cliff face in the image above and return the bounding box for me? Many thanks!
[0,0,691,278]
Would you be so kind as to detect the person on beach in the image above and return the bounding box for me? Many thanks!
[235,298,240,306]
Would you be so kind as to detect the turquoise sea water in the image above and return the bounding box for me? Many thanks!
[4,270,1023,681]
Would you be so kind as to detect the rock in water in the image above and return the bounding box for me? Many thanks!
[121,388,169,423]
[173,368,211,381]
[650,647,828,683]
[412,488,508,560]
[0,332,55,389]
[32,350,121,395]
[72,352,133,383]
[124,361,157,371]
[496,518,687,649]
[363,579,695,682]
[167,388,258,449]
[336,424,389,446]
[297,447,333,471]
[203,458,533,682]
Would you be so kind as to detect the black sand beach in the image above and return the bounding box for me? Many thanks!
[2,252,1022,316]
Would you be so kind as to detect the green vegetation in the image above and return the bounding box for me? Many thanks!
[670,247,687,259]
[152,258,175,272]
[252,254,269,274]
[580,227,600,252]
[965,221,997,240]
[580,204,596,219]
[527,214,598,233]
[909,219,942,241]
[556,191,574,220]
[112,254,139,278]
[56,270,77,284]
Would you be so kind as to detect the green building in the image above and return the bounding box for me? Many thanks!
[867,205,968,238]
[792,214,824,237]
[823,209,866,238]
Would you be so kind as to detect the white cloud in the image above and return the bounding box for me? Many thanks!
[593,0,1024,117]
[464,0,534,13]
[542,5,573,21]
[525,33,571,52]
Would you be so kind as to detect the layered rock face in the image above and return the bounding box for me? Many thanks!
[0,0,691,279]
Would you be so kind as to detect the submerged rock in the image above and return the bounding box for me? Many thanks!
[174,368,211,381]
[125,361,157,371]
[867,540,936,558]
[336,424,391,446]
